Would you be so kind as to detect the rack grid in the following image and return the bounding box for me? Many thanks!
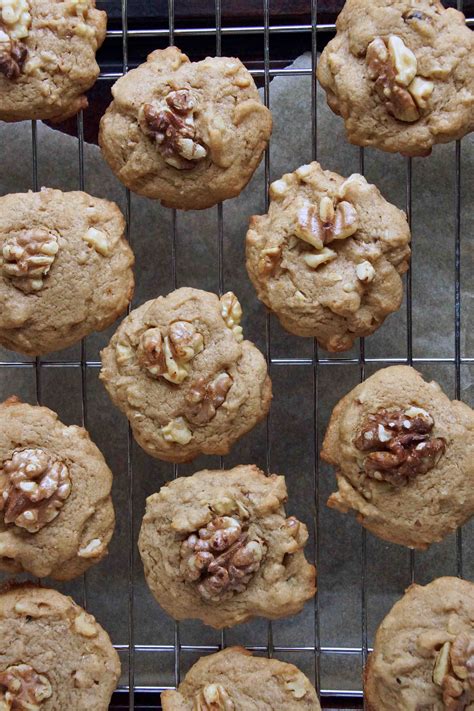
[1,0,471,707]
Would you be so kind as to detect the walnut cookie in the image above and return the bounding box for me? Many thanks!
[317,0,474,157]
[0,0,106,122]
[99,45,272,210]
[0,397,115,580]
[162,647,320,710]
[138,466,315,628]
[321,366,474,549]
[0,584,120,710]
[100,287,272,463]
[246,162,410,351]
[365,577,474,711]
[0,188,134,356]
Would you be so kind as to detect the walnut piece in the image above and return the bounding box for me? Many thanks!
[82,227,110,256]
[141,89,207,170]
[433,635,474,711]
[0,0,31,40]
[0,29,27,79]
[220,292,243,342]
[137,321,204,384]
[194,684,235,711]
[366,35,434,122]
[1,229,59,294]
[180,514,265,601]
[160,417,193,445]
[0,448,71,533]
[0,664,52,711]
[185,372,233,425]
[258,245,281,275]
[354,407,446,486]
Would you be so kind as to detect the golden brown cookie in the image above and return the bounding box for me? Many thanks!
[0,583,120,710]
[99,46,272,210]
[0,0,106,122]
[0,396,115,580]
[138,465,316,628]
[0,188,134,356]
[162,647,321,710]
[317,0,474,157]
[246,162,411,351]
[321,366,474,548]
[100,288,272,463]
[365,577,474,710]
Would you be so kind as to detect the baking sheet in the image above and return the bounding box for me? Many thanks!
[0,51,473,697]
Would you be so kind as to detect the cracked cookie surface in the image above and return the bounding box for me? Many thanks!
[246,162,410,352]
[99,45,272,210]
[0,584,120,710]
[100,287,272,463]
[0,396,115,580]
[162,646,320,710]
[0,0,106,122]
[0,188,134,356]
[321,366,474,548]
[317,0,474,157]
[365,577,474,711]
[138,466,315,628]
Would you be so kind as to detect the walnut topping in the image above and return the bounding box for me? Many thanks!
[258,246,281,275]
[433,635,474,711]
[0,29,27,79]
[0,664,52,711]
[354,407,446,486]
[82,227,110,256]
[0,449,71,533]
[194,684,235,711]
[356,260,376,283]
[0,0,31,40]
[141,89,207,170]
[180,514,265,601]
[73,611,98,638]
[161,417,193,445]
[137,322,203,384]
[185,372,233,425]
[220,292,243,342]
[285,678,307,700]
[1,229,59,294]
[366,35,434,122]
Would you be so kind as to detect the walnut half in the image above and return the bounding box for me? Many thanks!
[0,664,52,711]
[0,29,27,80]
[0,448,71,533]
[137,321,204,384]
[1,229,59,294]
[185,372,233,425]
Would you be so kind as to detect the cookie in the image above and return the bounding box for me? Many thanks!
[0,396,115,580]
[0,583,120,710]
[365,577,474,710]
[100,288,272,463]
[317,0,474,157]
[321,365,474,548]
[162,647,320,710]
[0,0,106,122]
[99,45,272,210]
[0,188,134,356]
[246,162,411,351]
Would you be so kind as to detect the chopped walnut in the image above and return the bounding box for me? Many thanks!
[161,417,193,445]
[180,515,265,601]
[433,636,474,711]
[194,683,235,711]
[141,89,207,170]
[185,372,233,425]
[220,292,243,342]
[366,35,434,122]
[0,449,71,533]
[0,29,27,79]
[0,664,52,711]
[258,246,281,275]
[0,0,31,40]
[354,407,446,486]
[1,229,59,294]
[137,321,203,384]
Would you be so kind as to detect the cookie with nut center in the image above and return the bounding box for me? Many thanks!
[161,647,321,710]
[99,45,272,210]
[0,397,115,580]
[138,465,316,628]
[321,366,474,549]
[100,287,271,463]
[317,0,474,156]
[0,0,106,122]
[0,188,134,356]
[0,584,120,711]
[246,161,411,352]
[364,577,474,711]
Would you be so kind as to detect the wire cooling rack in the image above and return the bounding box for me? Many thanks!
[0,1,472,709]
